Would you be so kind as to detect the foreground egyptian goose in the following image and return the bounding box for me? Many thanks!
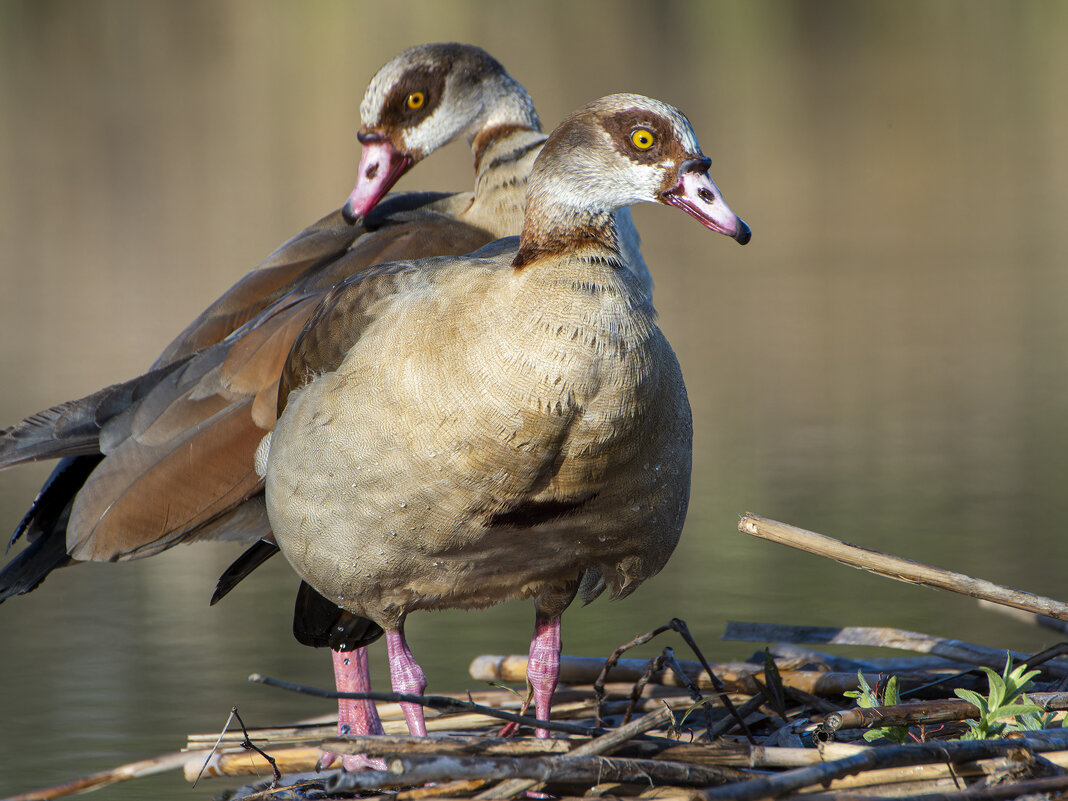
[259,93,750,743]
[0,43,654,771]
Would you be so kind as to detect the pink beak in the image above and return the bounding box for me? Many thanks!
[661,158,751,245]
[341,134,415,223]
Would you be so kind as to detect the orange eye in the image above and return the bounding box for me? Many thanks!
[406,91,425,110]
[631,128,655,150]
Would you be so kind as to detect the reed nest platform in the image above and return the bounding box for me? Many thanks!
[9,515,1068,801]
[182,620,1068,801]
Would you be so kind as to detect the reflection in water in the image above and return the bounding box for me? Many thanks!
[2,2,1068,798]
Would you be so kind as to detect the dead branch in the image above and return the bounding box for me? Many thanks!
[698,734,1068,801]
[249,672,600,736]
[325,753,740,794]
[722,621,1068,678]
[474,705,678,799]
[823,692,1068,733]
[322,732,573,757]
[473,653,962,697]
[738,513,1068,621]
[0,751,190,801]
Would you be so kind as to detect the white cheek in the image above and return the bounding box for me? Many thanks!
[613,161,666,204]
[400,93,482,155]
[640,161,668,194]
[545,160,665,210]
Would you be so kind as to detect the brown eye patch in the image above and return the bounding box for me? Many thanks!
[602,109,680,164]
[375,64,448,134]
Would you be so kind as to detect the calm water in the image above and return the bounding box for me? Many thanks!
[2,1,1068,798]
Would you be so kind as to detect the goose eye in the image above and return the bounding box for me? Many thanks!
[406,91,426,110]
[630,128,655,150]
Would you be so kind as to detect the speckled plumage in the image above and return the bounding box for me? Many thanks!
[260,92,750,739]
[264,248,690,631]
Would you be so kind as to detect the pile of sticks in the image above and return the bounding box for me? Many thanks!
[184,514,1068,800]
[185,623,1068,800]
[9,514,1068,801]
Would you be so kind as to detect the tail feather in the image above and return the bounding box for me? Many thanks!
[293,580,384,650]
[1,455,105,603]
[11,455,103,549]
[0,359,191,470]
[0,522,73,602]
[210,537,280,605]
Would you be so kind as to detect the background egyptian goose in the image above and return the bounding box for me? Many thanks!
[0,43,651,598]
[0,42,654,772]
[259,92,749,741]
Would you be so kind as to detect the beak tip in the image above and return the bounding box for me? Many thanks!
[341,200,360,225]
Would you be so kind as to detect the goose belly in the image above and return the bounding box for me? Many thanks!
[264,277,692,626]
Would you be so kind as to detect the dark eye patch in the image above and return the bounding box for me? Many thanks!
[376,64,448,134]
[602,109,676,164]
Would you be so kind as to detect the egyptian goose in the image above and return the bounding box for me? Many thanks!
[0,43,654,771]
[0,43,651,589]
[258,92,750,743]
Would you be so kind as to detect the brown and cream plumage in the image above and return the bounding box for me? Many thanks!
[259,92,750,741]
[0,44,652,589]
[0,43,659,771]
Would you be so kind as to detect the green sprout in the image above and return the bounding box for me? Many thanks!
[843,671,909,744]
[953,653,1052,740]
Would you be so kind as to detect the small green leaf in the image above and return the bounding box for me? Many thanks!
[884,675,900,707]
[677,697,714,728]
[988,704,1044,722]
[954,688,989,715]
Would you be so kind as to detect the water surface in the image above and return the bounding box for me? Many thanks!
[2,2,1067,798]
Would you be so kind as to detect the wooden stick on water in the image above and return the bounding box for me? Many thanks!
[737,513,1068,621]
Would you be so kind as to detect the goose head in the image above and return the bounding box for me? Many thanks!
[516,93,750,264]
[343,43,540,222]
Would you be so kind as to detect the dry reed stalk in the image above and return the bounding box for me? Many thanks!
[471,654,952,696]
[397,778,493,798]
[185,706,577,751]
[325,753,739,794]
[808,749,1068,792]
[1,751,190,801]
[472,706,678,800]
[800,771,1068,800]
[976,598,1068,635]
[723,621,1068,679]
[182,746,321,781]
[323,732,575,757]
[737,513,1068,622]
[698,735,1068,801]
[823,693,1068,733]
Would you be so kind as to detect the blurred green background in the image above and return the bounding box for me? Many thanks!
[2,1,1068,798]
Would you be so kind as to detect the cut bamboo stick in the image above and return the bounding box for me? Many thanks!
[738,513,1068,621]
[471,654,953,696]
[183,747,322,782]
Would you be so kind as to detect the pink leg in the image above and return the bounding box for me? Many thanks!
[526,617,561,738]
[318,647,386,771]
[386,627,428,736]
